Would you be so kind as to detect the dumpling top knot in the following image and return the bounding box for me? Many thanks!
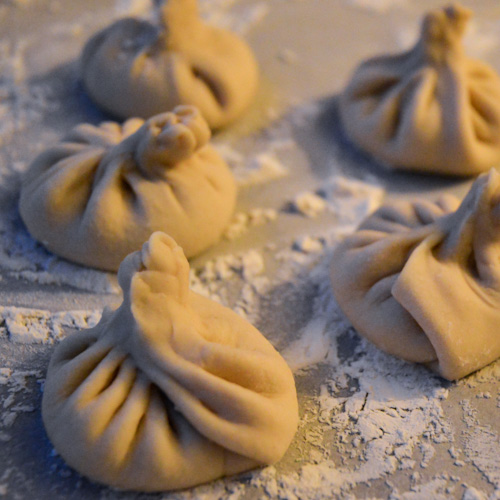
[420,4,471,63]
[118,231,190,306]
[134,106,211,175]
[159,0,200,47]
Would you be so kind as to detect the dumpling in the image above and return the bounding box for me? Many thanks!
[42,232,298,492]
[339,4,500,176]
[19,106,237,272]
[330,169,500,380]
[81,0,259,129]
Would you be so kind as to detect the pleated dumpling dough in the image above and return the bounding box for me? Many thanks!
[81,0,259,129]
[19,106,236,271]
[42,232,298,492]
[340,4,500,176]
[330,169,500,380]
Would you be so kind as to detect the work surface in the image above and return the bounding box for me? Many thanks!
[0,0,498,499]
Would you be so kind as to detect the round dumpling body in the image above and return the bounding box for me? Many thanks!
[331,169,500,380]
[42,232,299,492]
[19,106,237,272]
[340,4,500,176]
[81,0,259,129]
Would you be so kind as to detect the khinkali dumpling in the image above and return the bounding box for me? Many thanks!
[330,169,500,380]
[81,0,259,129]
[42,232,298,492]
[340,4,500,176]
[19,106,236,271]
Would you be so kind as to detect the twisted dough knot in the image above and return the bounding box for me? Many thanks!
[135,106,211,175]
[118,232,190,306]
[158,0,199,48]
[421,4,471,63]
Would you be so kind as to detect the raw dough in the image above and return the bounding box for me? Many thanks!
[330,169,500,380]
[81,0,259,129]
[340,4,500,176]
[42,232,298,492]
[19,106,237,271]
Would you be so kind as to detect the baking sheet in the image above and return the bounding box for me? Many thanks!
[0,0,499,498]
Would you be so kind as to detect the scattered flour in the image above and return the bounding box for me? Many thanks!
[0,170,498,498]
[291,192,327,218]
[463,486,488,500]
[293,235,324,254]
[290,176,383,220]
[224,208,278,240]
[0,208,116,293]
[217,144,290,187]
[461,399,500,489]
[0,1,498,499]
[320,175,385,223]
[0,40,59,145]
[0,367,43,446]
[0,306,101,344]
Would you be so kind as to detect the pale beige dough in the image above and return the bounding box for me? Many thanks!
[19,106,236,272]
[330,169,500,380]
[81,0,259,129]
[340,4,500,176]
[42,232,299,492]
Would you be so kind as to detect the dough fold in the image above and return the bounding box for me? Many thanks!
[81,0,259,129]
[19,106,237,271]
[340,4,500,176]
[42,232,298,492]
[330,169,500,380]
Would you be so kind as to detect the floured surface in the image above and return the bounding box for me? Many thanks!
[0,0,499,499]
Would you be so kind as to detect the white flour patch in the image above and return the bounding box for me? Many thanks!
[320,175,385,223]
[462,486,488,500]
[0,208,116,293]
[389,477,452,499]
[0,367,43,453]
[0,40,59,146]
[287,175,383,221]
[216,143,290,187]
[216,102,322,188]
[224,208,278,241]
[282,316,336,372]
[0,306,102,344]
[291,192,327,218]
[461,399,500,489]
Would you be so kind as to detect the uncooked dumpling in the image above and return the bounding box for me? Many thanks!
[340,4,500,176]
[81,0,259,129]
[330,169,500,380]
[42,232,298,492]
[19,106,236,271]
